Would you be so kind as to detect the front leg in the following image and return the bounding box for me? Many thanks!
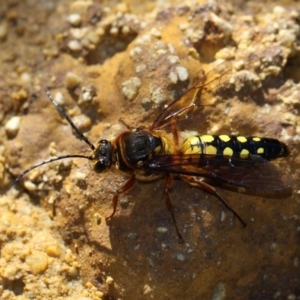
[106,174,136,222]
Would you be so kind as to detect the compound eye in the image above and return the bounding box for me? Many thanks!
[93,140,112,173]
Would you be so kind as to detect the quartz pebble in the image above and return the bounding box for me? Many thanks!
[5,116,21,138]
[67,13,82,26]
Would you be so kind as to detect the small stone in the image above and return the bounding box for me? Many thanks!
[20,72,31,84]
[143,284,153,295]
[150,27,161,38]
[73,171,87,181]
[72,114,92,131]
[167,55,179,64]
[65,72,82,89]
[68,39,82,51]
[2,265,17,279]
[10,89,28,101]
[175,66,189,81]
[157,227,168,233]
[106,276,113,284]
[5,116,21,138]
[67,13,82,26]
[176,253,185,261]
[26,250,48,275]
[45,244,62,257]
[122,77,142,101]
[67,266,79,278]
[150,85,167,106]
[110,27,118,35]
[54,92,65,105]
[169,71,178,84]
[80,86,96,103]
[24,180,37,192]
[136,63,146,73]
[129,46,142,58]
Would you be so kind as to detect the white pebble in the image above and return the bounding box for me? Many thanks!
[136,63,146,73]
[74,171,86,181]
[129,46,142,58]
[67,40,82,51]
[81,87,95,103]
[5,116,21,138]
[157,227,168,233]
[150,27,161,38]
[169,71,178,84]
[122,77,142,101]
[72,114,91,131]
[54,92,65,105]
[175,66,189,81]
[24,180,37,192]
[176,253,185,261]
[67,13,82,26]
[167,55,179,64]
[20,72,31,84]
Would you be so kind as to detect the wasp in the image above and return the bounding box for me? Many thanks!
[12,61,292,242]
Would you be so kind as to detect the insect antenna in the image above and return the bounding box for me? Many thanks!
[45,87,95,151]
[10,154,93,188]
[10,88,96,187]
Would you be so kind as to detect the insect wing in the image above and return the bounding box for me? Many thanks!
[151,60,232,131]
[141,154,292,191]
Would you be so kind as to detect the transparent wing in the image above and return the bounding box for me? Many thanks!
[141,154,292,191]
[151,60,232,131]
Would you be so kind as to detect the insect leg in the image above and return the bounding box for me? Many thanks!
[164,174,184,243]
[182,175,246,227]
[105,174,136,222]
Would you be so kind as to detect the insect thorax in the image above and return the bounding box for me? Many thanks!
[115,129,168,172]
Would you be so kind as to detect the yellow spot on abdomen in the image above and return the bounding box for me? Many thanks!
[200,135,215,143]
[181,136,202,154]
[223,147,233,156]
[253,137,261,142]
[219,135,231,142]
[206,145,217,155]
[257,147,264,154]
[240,149,250,158]
[237,136,247,143]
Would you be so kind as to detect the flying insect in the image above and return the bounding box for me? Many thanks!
[12,61,292,242]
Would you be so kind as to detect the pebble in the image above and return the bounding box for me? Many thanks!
[81,86,95,103]
[68,39,82,51]
[25,250,48,275]
[106,276,113,284]
[45,244,62,258]
[24,180,37,192]
[54,92,65,105]
[176,253,185,261]
[20,72,32,84]
[169,71,178,83]
[175,66,189,81]
[65,72,82,89]
[2,265,17,279]
[67,13,82,26]
[72,114,92,131]
[5,116,21,138]
[167,55,179,64]
[121,77,142,101]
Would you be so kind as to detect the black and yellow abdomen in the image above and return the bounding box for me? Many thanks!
[181,134,288,160]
